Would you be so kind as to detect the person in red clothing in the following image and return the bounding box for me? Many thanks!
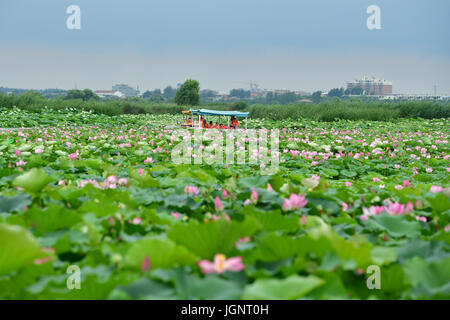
[201,117,207,128]
[231,116,239,129]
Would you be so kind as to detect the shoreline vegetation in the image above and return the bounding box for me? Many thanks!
[0,92,449,122]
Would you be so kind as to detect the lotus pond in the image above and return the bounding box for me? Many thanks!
[0,108,449,299]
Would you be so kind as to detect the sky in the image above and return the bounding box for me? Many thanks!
[0,0,449,95]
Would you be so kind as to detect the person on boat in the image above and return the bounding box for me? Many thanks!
[201,117,207,128]
[231,116,239,129]
[208,121,214,128]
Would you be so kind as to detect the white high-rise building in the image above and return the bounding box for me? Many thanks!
[347,76,393,95]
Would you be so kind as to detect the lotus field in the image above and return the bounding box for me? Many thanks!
[0,108,449,300]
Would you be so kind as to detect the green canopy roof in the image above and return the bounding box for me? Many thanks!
[190,109,249,118]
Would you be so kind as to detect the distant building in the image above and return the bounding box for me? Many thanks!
[269,89,306,96]
[251,91,266,98]
[273,89,291,95]
[95,90,125,99]
[347,76,393,96]
[112,84,140,97]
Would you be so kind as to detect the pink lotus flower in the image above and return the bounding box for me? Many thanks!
[283,194,308,211]
[385,201,413,215]
[34,256,53,265]
[222,189,230,198]
[171,212,179,219]
[215,196,224,211]
[79,179,100,189]
[362,205,386,220]
[137,168,143,175]
[108,216,115,226]
[141,256,151,272]
[15,149,21,156]
[426,168,433,173]
[345,182,353,187]
[33,247,55,265]
[430,185,443,193]
[444,225,450,232]
[342,202,349,212]
[243,199,251,206]
[118,178,128,186]
[301,214,307,225]
[102,175,117,189]
[250,188,258,203]
[198,254,245,274]
[184,185,200,196]
[144,157,154,164]
[35,148,44,154]
[415,216,427,223]
[234,237,251,248]
[415,199,422,209]
[373,177,381,182]
[131,217,142,225]
[16,160,27,167]
[267,183,273,191]
[105,175,117,184]
[212,214,230,221]
[58,180,65,185]
[69,153,78,160]
[407,201,414,212]
[403,180,410,188]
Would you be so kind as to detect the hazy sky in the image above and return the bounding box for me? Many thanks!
[1,0,449,94]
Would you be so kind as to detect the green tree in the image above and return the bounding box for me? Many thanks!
[351,87,364,95]
[200,89,217,100]
[142,90,153,99]
[230,89,251,99]
[328,88,344,98]
[149,94,164,102]
[276,92,298,104]
[174,79,200,106]
[65,89,98,101]
[230,101,248,111]
[143,89,163,100]
[65,89,85,100]
[163,86,177,100]
[83,89,99,101]
[312,91,322,103]
[265,91,274,103]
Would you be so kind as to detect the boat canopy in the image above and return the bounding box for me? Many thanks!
[189,109,249,118]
